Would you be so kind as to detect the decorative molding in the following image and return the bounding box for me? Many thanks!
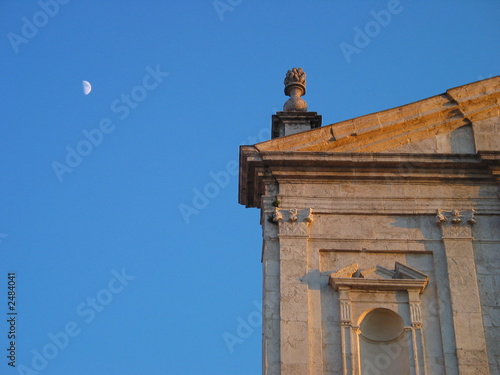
[263,196,500,216]
[331,278,428,293]
[239,145,500,209]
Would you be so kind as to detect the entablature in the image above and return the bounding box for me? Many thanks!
[239,148,500,208]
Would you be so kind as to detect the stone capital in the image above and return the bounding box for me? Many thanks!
[436,209,476,239]
[270,208,313,237]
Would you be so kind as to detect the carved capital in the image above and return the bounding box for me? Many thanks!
[270,208,314,236]
[436,209,476,226]
[436,209,476,239]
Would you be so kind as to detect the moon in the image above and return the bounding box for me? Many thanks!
[82,80,92,95]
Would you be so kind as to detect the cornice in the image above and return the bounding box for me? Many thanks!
[330,278,428,292]
[239,150,500,208]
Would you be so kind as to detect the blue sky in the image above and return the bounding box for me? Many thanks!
[1,1,499,374]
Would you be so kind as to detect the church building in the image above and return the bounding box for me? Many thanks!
[238,69,500,374]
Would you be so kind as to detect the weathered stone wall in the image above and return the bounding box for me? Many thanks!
[473,117,500,152]
[260,178,499,375]
[473,216,500,374]
[388,124,476,154]
[314,213,446,375]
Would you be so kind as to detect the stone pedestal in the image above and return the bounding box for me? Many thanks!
[271,112,322,139]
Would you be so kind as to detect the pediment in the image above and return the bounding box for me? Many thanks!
[359,266,395,279]
[329,262,429,292]
[255,76,500,154]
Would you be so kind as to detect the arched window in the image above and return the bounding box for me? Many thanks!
[359,308,410,375]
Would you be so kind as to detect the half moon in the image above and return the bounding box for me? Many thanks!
[82,80,92,95]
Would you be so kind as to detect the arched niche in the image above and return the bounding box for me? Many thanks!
[358,308,410,375]
[329,262,429,375]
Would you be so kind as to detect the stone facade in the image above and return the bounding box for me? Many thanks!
[239,76,500,374]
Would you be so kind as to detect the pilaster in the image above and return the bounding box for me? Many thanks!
[271,208,320,374]
[436,209,490,374]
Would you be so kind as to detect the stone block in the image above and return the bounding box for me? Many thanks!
[264,275,280,292]
[280,363,311,375]
[264,259,280,277]
[456,348,490,374]
[477,275,500,307]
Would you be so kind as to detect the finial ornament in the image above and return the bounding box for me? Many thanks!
[283,67,308,112]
